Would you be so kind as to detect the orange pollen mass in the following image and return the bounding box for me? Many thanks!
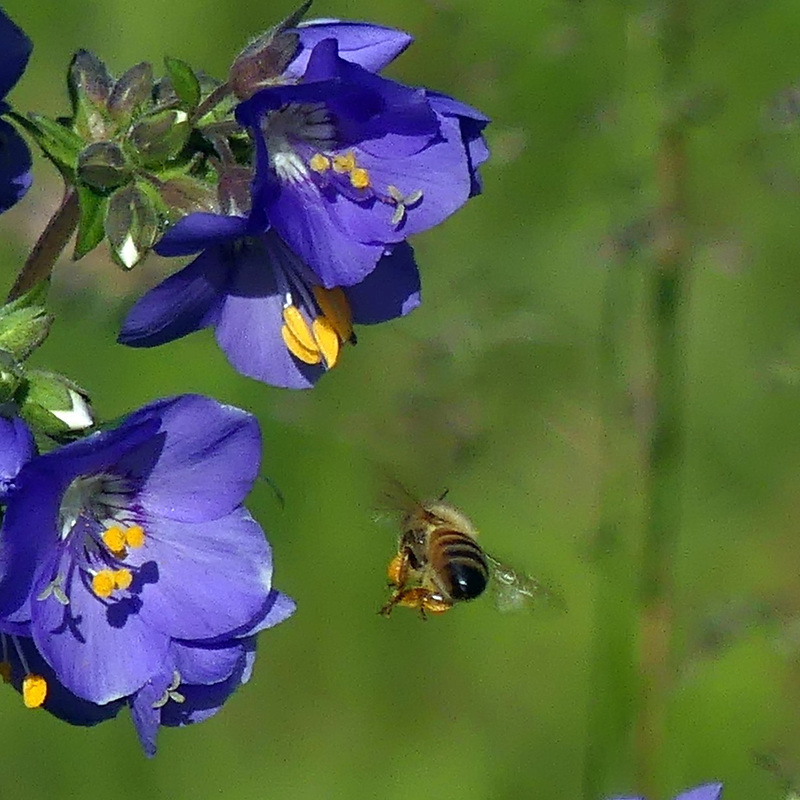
[22,674,47,708]
[102,526,126,555]
[92,570,116,598]
[125,525,145,549]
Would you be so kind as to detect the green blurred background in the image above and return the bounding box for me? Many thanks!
[1,1,800,798]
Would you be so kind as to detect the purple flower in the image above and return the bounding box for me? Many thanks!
[118,212,420,389]
[0,7,32,213]
[610,784,723,800]
[0,394,295,726]
[235,37,489,289]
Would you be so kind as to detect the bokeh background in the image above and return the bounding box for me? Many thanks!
[1,1,800,798]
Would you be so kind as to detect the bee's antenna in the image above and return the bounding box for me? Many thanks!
[437,488,450,502]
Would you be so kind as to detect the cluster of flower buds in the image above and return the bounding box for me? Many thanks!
[0,1,488,755]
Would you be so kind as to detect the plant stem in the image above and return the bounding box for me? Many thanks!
[7,185,79,302]
[636,0,691,795]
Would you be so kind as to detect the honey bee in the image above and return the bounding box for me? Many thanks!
[378,489,558,618]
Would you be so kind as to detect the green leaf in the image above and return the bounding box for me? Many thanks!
[12,113,83,180]
[74,184,109,259]
[0,280,50,316]
[164,56,201,110]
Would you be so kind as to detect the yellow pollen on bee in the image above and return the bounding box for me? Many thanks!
[309,153,331,173]
[332,151,356,173]
[102,526,126,555]
[0,661,11,683]
[349,167,370,189]
[312,316,340,368]
[22,674,47,708]
[281,323,322,365]
[114,569,133,591]
[125,525,145,549]
[91,570,116,599]
[312,286,353,343]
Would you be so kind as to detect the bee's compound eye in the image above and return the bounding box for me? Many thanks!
[448,561,488,601]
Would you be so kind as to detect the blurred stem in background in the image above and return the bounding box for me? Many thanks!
[637,0,691,796]
[583,1,692,797]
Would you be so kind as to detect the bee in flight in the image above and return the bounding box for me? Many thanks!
[378,488,559,618]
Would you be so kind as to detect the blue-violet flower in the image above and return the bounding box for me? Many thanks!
[0,394,295,753]
[235,36,489,289]
[118,212,420,389]
[610,783,723,800]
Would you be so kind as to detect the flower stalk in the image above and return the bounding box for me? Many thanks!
[636,0,692,795]
[7,186,79,302]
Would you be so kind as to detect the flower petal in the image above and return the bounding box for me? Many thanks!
[118,246,228,347]
[0,415,34,498]
[214,242,323,388]
[346,242,420,324]
[5,635,123,726]
[0,9,31,100]
[133,507,273,641]
[154,212,249,257]
[0,118,31,213]
[290,20,412,76]
[31,552,171,705]
[130,395,262,522]
[170,638,247,684]
[676,785,723,800]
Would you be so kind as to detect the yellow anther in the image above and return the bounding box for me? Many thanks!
[91,570,116,599]
[0,661,11,683]
[309,153,331,173]
[114,569,133,591]
[312,316,341,369]
[282,305,317,352]
[125,525,145,549]
[349,167,370,189]
[312,286,353,343]
[281,324,322,365]
[102,526,126,555]
[332,151,356,173]
[22,674,47,708]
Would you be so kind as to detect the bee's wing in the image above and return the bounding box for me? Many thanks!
[485,554,567,613]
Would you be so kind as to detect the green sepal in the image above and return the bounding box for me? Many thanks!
[0,306,53,361]
[164,56,201,110]
[77,141,131,192]
[0,280,50,314]
[67,50,113,141]
[157,174,219,219]
[11,112,82,181]
[127,108,191,168]
[108,62,154,126]
[74,183,110,260]
[0,350,22,404]
[104,182,160,269]
[17,369,93,437]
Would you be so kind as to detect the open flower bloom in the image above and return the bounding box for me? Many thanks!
[235,36,489,289]
[118,212,420,388]
[0,394,295,727]
[610,784,723,800]
[0,7,32,213]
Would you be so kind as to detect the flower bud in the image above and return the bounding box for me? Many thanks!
[108,62,154,123]
[105,183,161,269]
[19,370,93,436]
[127,108,190,168]
[68,50,113,141]
[77,141,131,192]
